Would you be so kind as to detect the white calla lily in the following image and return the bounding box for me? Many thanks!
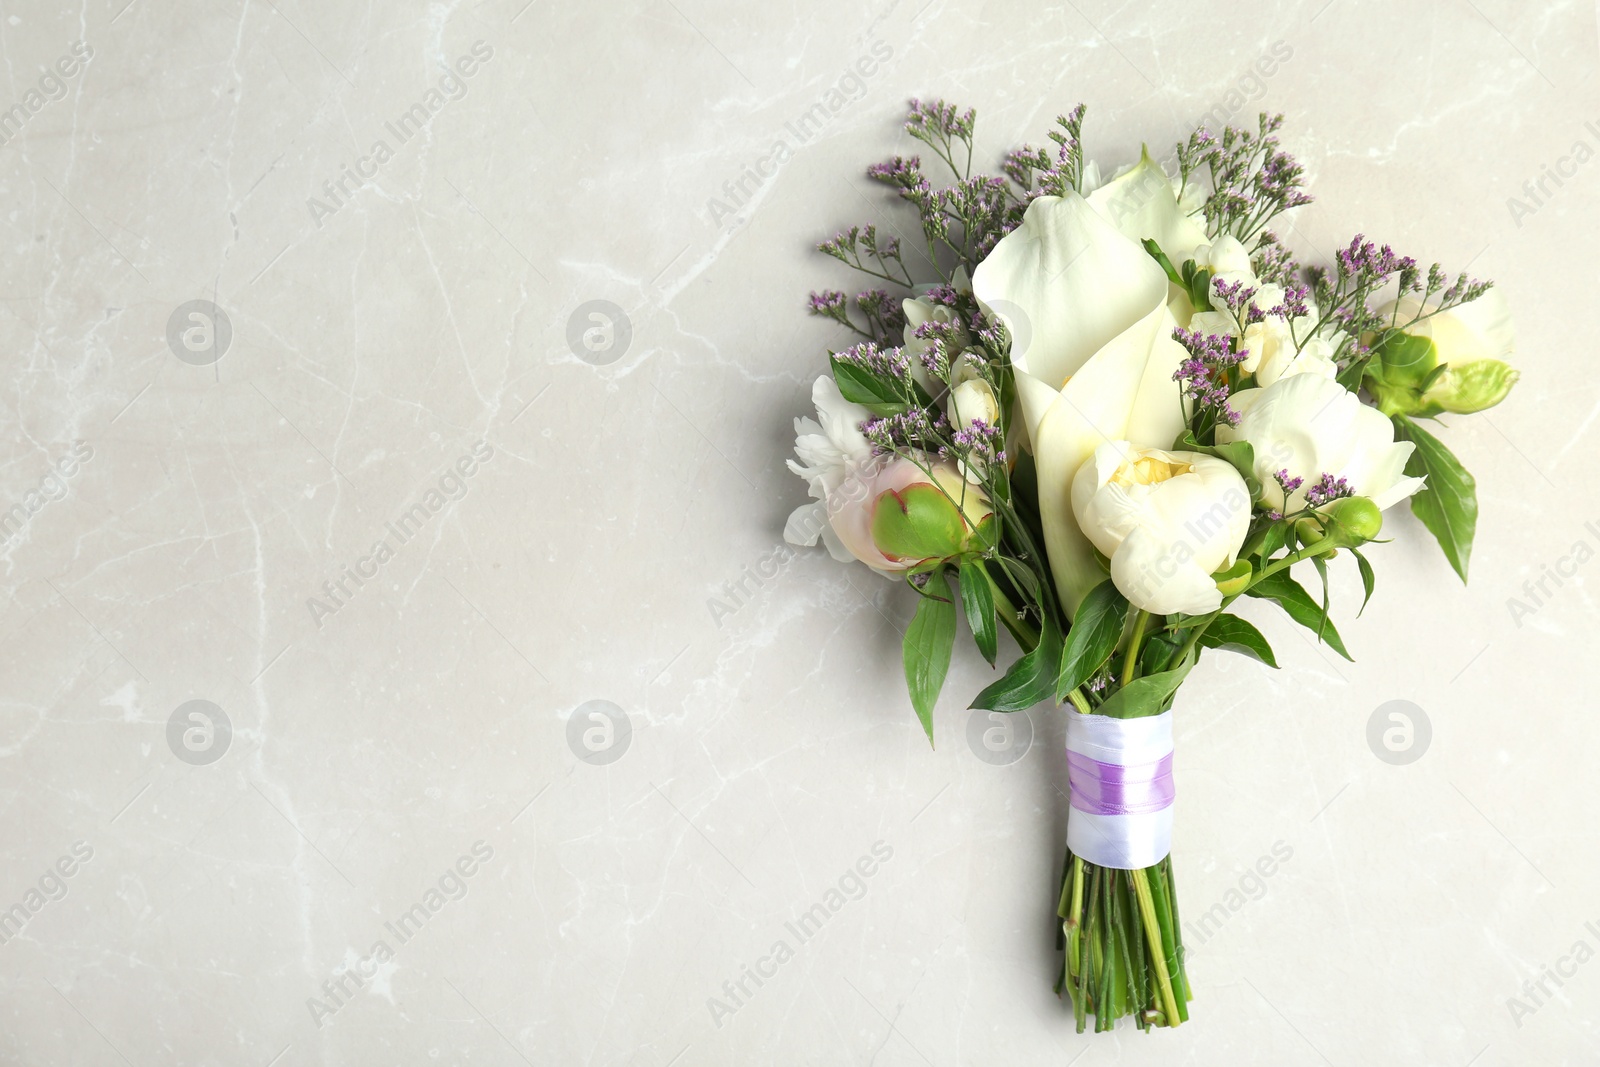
[1072,443,1252,615]
[1218,374,1426,514]
[972,192,1188,617]
[1086,146,1209,266]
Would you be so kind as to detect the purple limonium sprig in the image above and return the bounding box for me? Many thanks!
[1211,277,1266,326]
[1172,327,1245,425]
[1265,284,1312,321]
[1336,235,1416,287]
[836,340,911,379]
[1304,473,1354,508]
[948,417,1005,467]
[862,408,951,453]
[1273,469,1304,494]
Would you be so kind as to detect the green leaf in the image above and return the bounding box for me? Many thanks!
[1057,579,1127,700]
[1142,238,1182,286]
[1174,431,1260,499]
[830,355,909,416]
[1351,547,1376,616]
[1393,414,1478,582]
[1096,657,1195,719]
[971,616,1062,713]
[903,570,957,745]
[1246,570,1353,661]
[1199,614,1278,668]
[958,561,998,667]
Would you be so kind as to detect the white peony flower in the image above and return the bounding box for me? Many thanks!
[784,375,879,564]
[1218,374,1426,514]
[1072,443,1252,615]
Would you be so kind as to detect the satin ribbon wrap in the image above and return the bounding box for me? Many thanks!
[1065,710,1175,870]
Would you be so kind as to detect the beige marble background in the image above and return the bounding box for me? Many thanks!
[0,0,1596,1063]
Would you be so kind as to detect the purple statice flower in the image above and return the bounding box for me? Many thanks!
[1265,284,1312,321]
[862,408,951,453]
[1304,473,1354,508]
[867,155,926,193]
[1335,235,1416,286]
[1273,469,1304,494]
[808,290,847,315]
[855,289,906,334]
[949,417,1005,467]
[1172,327,1246,426]
[1211,277,1265,325]
[835,340,911,379]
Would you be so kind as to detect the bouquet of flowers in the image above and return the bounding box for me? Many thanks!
[784,100,1518,1032]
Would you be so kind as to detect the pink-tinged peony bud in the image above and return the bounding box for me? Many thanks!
[827,457,991,572]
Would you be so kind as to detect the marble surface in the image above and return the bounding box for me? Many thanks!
[0,1,1596,1064]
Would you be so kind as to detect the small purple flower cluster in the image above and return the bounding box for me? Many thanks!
[1335,235,1416,286]
[1172,327,1245,425]
[1211,277,1266,326]
[836,340,911,379]
[1304,473,1354,508]
[948,417,1006,467]
[1264,284,1312,321]
[862,408,951,453]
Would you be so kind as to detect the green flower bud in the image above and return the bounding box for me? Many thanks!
[1321,496,1383,547]
[869,472,994,566]
[1422,357,1519,415]
[1368,290,1518,416]
[1211,559,1251,597]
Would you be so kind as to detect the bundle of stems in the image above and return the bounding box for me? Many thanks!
[1053,844,1190,1031]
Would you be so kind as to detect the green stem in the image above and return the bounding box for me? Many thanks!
[1121,610,1150,687]
[1132,867,1181,1027]
[984,571,1041,651]
[1173,537,1337,665]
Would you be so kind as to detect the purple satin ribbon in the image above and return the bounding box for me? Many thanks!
[1066,751,1175,816]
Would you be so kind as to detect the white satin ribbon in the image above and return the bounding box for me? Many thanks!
[1065,709,1175,870]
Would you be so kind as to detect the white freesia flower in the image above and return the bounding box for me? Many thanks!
[901,268,971,389]
[1192,236,1255,287]
[1072,443,1252,615]
[972,192,1188,617]
[1086,147,1208,266]
[1240,314,1338,387]
[1218,374,1426,514]
[947,354,999,430]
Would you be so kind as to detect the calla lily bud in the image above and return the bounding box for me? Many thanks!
[1368,290,1518,416]
[869,464,993,568]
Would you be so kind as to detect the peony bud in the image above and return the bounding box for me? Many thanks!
[861,461,993,569]
[1368,291,1517,416]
